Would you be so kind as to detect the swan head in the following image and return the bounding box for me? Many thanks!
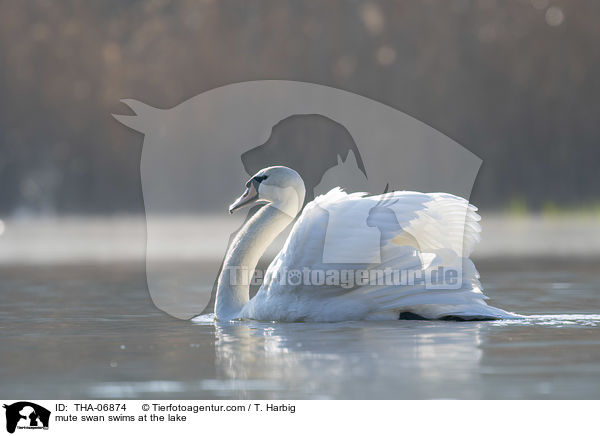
[229,166,306,217]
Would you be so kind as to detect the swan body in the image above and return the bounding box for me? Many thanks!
[215,166,517,322]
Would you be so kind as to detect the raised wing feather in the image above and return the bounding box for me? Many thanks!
[241,188,515,321]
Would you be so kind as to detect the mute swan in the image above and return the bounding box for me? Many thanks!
[214,166,517,322]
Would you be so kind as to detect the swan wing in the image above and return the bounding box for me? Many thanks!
[242,188,516,321]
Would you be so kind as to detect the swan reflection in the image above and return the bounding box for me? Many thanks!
[212,320,483,399]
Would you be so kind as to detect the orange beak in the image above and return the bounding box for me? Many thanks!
[229,179,260,213]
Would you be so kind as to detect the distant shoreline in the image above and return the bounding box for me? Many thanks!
[0,214,598,265]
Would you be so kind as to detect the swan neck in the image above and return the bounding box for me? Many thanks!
[216,204,294,320]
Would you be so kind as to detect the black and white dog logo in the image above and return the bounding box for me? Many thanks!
[3,402,50,434]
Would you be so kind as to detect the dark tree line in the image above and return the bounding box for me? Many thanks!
[0,0,598,215]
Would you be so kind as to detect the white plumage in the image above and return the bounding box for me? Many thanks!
[215,166,517,322]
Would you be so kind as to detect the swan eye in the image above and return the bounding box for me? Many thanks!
[245,174,268,188]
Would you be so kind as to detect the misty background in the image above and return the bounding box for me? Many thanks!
[2,1,600,402]
[1,0,598,218]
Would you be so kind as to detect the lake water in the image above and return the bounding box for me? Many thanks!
[1,258,599,399]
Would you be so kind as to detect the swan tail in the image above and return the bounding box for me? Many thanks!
[352,251,519,320]
[349,257,519,320]
[353,282,519,320]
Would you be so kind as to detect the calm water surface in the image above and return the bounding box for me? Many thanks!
[1,259,599,399]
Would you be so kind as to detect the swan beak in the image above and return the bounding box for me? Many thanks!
[229,181,259,214]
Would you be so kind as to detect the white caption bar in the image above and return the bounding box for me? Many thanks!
[1,400,597,435]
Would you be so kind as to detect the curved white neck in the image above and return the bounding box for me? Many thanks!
[215,203,296,321]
